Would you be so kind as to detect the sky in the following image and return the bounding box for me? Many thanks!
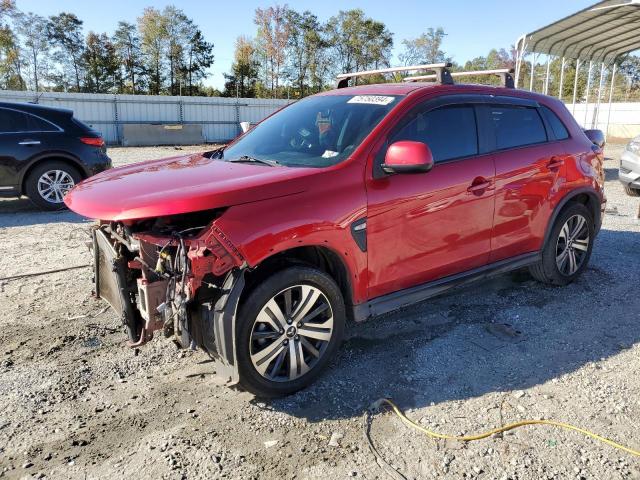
[19,0,598,90]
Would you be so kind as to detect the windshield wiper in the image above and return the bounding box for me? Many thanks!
[227,155,280,167]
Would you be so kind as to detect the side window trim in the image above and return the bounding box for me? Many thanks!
[25,112,63,133]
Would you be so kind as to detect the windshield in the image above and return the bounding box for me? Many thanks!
[222,94,400,168]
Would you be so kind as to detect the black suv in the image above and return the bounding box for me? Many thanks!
[0,102,112,210]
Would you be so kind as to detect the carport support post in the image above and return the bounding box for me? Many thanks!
[594,63,606,129]
[605,63,616,140]
[572,59,581,115]
[558,57,566,100]
[544,55,551,95]
[529,53,536,92]
[584,61,593,128]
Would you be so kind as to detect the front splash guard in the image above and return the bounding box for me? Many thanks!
[199,268,245,385]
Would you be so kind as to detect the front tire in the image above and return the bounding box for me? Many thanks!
[25,161,82,210]
[236,266,345,398]
[529,203,594,286]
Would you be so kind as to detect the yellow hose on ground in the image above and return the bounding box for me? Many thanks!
[373,398,640,458]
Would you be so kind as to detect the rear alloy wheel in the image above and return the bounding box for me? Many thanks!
[529,203,594,286]
[237,267,345,397]
[25,161,82,210]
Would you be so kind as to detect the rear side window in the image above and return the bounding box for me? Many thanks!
[26,114,59,132]
[0,108,29,133]
[540,105,569,140]
[488,105,547,150]
[392,105,478,162]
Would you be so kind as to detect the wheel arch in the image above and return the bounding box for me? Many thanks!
[241,245,355,322]
[543,187,602,247]
[20,154,87,194]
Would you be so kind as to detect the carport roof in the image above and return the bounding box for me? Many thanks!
[522,0,640,62]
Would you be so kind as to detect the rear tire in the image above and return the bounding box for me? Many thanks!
[529,203,594,286]
[624,185,640,197]
[236,266,345,398]
[25,161,82,211]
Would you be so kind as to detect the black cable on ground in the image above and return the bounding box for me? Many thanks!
[0,264,90,282]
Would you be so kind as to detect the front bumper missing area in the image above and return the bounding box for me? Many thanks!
[92,227,244,385]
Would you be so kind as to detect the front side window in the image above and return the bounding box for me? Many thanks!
[222,94,400,168]
[488,105,547,150]
[391,105,478,162]
[0,108,29,133]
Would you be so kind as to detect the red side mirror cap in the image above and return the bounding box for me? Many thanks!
[382,141,434,174]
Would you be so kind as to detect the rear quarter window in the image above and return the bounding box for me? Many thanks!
[540,105,569,140]
[26,113,60,132]
[489,105,547,150]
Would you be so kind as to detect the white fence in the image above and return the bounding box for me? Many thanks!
[0,90,292,145]
[566,102,640,139]
[1,89,638,144]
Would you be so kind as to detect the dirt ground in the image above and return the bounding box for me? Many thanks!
[1,143,639,480]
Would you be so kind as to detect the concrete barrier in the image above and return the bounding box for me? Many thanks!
[122,124,204,146]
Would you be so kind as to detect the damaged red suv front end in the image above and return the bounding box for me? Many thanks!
[91,212,246,382]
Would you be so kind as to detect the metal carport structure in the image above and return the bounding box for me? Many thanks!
[514,0,640,136]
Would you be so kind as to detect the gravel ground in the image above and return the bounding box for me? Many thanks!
[1,143,639,480]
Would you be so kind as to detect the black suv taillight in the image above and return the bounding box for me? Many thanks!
[80,137,105,147]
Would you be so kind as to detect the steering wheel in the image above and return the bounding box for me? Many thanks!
[289,127,315,150]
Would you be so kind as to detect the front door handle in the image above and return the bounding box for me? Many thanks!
[547,157,564,170]
[18,140,41,146]
[467,176,491,193]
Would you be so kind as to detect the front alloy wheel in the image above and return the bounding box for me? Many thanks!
[237,267,345,397]
[250,285,334,381]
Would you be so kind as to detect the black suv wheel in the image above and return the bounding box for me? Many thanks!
[25,161,82,210]
[530,203,594,286]
[236,266,345,397]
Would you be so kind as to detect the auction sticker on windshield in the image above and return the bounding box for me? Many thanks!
[347,95,395,105]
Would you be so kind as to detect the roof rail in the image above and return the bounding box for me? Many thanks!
[404,68,515,88]
[336,63,453,89]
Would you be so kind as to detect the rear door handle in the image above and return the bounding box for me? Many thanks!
[547,157,564,170]
[18,140,41,146]
[467,177,491,193]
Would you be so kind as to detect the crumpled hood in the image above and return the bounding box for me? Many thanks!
[65,153,313,221]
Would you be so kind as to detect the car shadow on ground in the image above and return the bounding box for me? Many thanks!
[262,228,640,422]
[0,198,88,228]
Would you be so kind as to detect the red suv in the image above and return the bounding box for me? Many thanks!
[66,67,606,397]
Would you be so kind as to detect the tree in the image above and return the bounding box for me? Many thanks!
[325,9,393,82]
[138,7,166,94]
[163,5,190,95]
[223,36,259,98]
[83,32,119,93]
[182,26,214,95]
[285,9,327,97]
[14,11,49,91]
[113,21,144,94]
[399,28,447,66]
[0,0,24,89]
[47,13,85,91]
[254,5,290,97]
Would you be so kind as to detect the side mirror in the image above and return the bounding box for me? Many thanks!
[382,141,434,174]
[584,129,605,149]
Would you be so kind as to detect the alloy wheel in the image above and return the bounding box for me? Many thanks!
[37,169,75,204]
[249,284,334,382]
[555,214,590,276]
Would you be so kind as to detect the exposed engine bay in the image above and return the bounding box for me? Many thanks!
[91,210,246,383]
